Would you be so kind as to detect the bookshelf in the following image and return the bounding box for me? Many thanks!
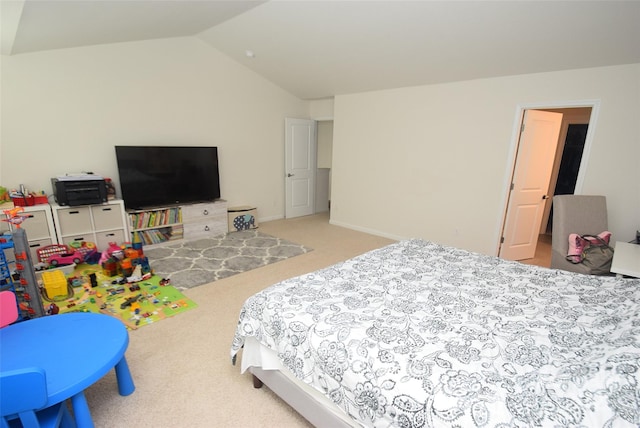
[127,200,228,248]
[127,206,183,247]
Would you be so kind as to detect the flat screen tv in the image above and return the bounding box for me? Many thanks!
[115,146,221,210]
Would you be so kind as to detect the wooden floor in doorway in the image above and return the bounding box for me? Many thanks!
[520,234,552,268]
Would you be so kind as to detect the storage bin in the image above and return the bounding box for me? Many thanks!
[41,270,68,299]
[35,263,76,282]
[227,206,258,232]
[11,195,48,206]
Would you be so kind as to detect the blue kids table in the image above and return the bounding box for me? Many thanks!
[0,312,135,427]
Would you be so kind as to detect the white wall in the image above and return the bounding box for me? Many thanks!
[2,40,638,253]
[331,64,640,255]
[317,121,333,169]
[309,98,334,120]
[0,37,308,221]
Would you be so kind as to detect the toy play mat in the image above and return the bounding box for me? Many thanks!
[41,264,197,330]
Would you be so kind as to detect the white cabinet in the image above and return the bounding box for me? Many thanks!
[182,200,228,240]
[126,200,227,248]
[3,204,57,263]
[52,200,128,252]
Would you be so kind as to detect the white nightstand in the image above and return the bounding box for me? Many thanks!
[610,241,640,278]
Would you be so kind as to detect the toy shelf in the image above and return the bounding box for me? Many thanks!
[51,200,128,252]
[127,207,183,247]
[0,234,15,293]
[1,229,45,320]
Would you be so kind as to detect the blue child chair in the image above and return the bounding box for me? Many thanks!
[0,291,19,328]
[0,290,76,428]
[1,367,76,428]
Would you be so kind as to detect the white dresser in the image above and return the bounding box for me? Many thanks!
[182,200,228,240]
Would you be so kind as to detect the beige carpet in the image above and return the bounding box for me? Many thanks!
[83,212,395,427]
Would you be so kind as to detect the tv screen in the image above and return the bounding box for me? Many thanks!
[115,146,221,210]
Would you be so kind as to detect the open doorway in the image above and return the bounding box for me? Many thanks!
[499,104,594,262]
[554,124,589,194]
[316,120,333,214]
[539,108,591,235]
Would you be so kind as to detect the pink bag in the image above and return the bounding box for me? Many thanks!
[566,231,612,264]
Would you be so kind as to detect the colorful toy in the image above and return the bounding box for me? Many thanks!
[131,231,143,252]
[101,257,118,276]
[68,241,98,264]
[125,265,151,283]
[41,270,68,299]
[2,207,30,228]
[120,294,141,309]
[120,258,133,278]
[97,237,151,281]
[99,242,124,265]
[36,244,68,264]
[0,186,9,202]
[48,250,83,267]
[46,303,59,315]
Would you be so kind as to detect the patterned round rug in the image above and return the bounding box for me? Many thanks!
[142,230,312,289]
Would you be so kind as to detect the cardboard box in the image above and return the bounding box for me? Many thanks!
[228,206,258,232]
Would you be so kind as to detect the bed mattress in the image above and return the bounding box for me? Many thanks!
[231,239,640,427]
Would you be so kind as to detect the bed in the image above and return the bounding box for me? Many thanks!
[231,239,640,427]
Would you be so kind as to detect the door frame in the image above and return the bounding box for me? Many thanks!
[495,99,601,256]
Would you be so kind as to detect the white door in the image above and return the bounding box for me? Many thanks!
[285,118,316,218]
[500,110,563,260]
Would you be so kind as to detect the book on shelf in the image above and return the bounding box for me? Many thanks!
[141,229,163,245]
[129,207,182,232]
[135,224,184,245]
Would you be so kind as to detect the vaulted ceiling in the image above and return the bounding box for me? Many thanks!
[3,1,640,100]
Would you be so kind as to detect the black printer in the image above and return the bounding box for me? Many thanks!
[51,176,107,206]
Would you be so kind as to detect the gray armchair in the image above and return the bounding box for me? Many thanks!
[551,195,609,274]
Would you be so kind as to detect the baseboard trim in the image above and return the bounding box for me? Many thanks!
[258,214,284,223]
[328,219,405,242]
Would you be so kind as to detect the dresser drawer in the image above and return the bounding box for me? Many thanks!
[92,204,124,230]
[183,217,227,240]
[56,207,92,234]
[20,210,51,240]
[28,238,54,263]
[182,202,227,222]
[95,229,126,251]
[61,234,94,248]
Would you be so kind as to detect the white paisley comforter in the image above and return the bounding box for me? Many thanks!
[231,240,640,427]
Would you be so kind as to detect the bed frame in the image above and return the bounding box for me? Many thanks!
[250,367,356,428]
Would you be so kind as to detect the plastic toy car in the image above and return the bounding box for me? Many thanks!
[48,250,83,266]
[120,294,141,309]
